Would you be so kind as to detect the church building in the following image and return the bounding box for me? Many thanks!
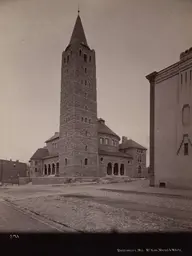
[146,47,192,189]
[30,13,147,180]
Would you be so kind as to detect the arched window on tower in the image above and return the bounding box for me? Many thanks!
[84,158,88,165]
[84,54,87,62]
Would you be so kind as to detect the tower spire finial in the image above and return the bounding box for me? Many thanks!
[78,4,80,15]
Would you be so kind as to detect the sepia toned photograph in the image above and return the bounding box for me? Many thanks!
[0,0,192,239]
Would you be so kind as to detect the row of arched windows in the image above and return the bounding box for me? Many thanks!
[107,163,125,176]
[64,158,88,166]
[44,163,59,176]
[79,49,92,63]
[100,137,118,146]
[81,117,91,123]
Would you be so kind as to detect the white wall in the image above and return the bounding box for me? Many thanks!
[155,64,192,189]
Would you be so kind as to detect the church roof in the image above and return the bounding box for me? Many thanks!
[98,119,120,140]
[69,14,88,47]
[30,148,49,160]
[119,139,147,150]
[99,150,132,159]
[45,132,59,143]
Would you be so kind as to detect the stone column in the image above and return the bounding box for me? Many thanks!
[146,71,157,187]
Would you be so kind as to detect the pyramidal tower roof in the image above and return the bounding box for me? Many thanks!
[69,13,88,47]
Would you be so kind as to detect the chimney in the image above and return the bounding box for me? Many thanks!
[122,136,128,143]
[98,118,105,124]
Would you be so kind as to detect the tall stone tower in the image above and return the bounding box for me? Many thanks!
[59,13,98,177]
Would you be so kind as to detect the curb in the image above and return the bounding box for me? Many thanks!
[99,188,192,200]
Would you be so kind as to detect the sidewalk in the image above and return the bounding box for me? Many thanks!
[96,180,192,200]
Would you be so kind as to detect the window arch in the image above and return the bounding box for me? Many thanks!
[113,163,118,175]
[52,163,55,175]
[107,163,112,175]
[56,162,59,175]
[120,164,124,176]
[48,164,51,175]
[44,165,47,176]
[84,158,88,165]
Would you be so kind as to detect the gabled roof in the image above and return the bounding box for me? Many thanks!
[69,14,88,47]
[99,150,132,159]
[98,119,120,140]
[119,139,147,150]
[45,132,59,143]
[30,148,49,161]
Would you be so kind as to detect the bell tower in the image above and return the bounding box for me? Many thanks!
[59,13,98,176]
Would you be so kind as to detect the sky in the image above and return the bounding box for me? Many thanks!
[0,0,192,164]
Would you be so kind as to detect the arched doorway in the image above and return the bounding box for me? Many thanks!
[48,164,51,175]
[113,163,118,175]
[120,164,124,176]
[107,163,112,175]
[52,163,55,175]
[56,162,59,176]
[44,165,47,176]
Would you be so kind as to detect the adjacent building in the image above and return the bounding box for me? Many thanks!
[146,47,192,189]
[0,159,28,184]
[30,13,147,179]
